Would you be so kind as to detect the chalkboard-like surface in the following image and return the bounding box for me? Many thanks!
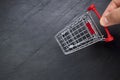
[0,0,120,80]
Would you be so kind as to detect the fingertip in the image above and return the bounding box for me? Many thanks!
[100,17,106,27]
[100,18,104,26]
[100,17,109,27]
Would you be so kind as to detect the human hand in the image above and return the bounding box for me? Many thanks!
[100,0,120,27]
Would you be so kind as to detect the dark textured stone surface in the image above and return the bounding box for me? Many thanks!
[0,0,120,80]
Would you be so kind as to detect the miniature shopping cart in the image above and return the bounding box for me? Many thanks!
[55,4,114,55]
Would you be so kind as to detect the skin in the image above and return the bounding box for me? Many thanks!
[100,0,120,27]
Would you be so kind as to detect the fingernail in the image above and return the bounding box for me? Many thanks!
[105,12,109,16]
[100,17,109,26]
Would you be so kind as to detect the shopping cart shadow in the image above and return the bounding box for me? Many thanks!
[91,28,120,58]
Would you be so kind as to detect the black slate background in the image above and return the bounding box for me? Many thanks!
[0,0,120,80]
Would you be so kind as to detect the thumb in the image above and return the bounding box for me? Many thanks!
[100,7,120,27]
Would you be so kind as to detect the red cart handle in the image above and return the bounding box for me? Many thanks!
[87,4,114,42]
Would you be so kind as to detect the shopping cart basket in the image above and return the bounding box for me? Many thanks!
[55,4,114,55]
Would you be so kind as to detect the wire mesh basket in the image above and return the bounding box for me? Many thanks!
[55,4,114,55]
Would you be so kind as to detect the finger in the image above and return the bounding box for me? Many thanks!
[102,1,118,17]
[112,0,120,7]
[100,7,120,26]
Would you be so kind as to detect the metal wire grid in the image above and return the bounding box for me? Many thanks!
[55,12,104,54]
